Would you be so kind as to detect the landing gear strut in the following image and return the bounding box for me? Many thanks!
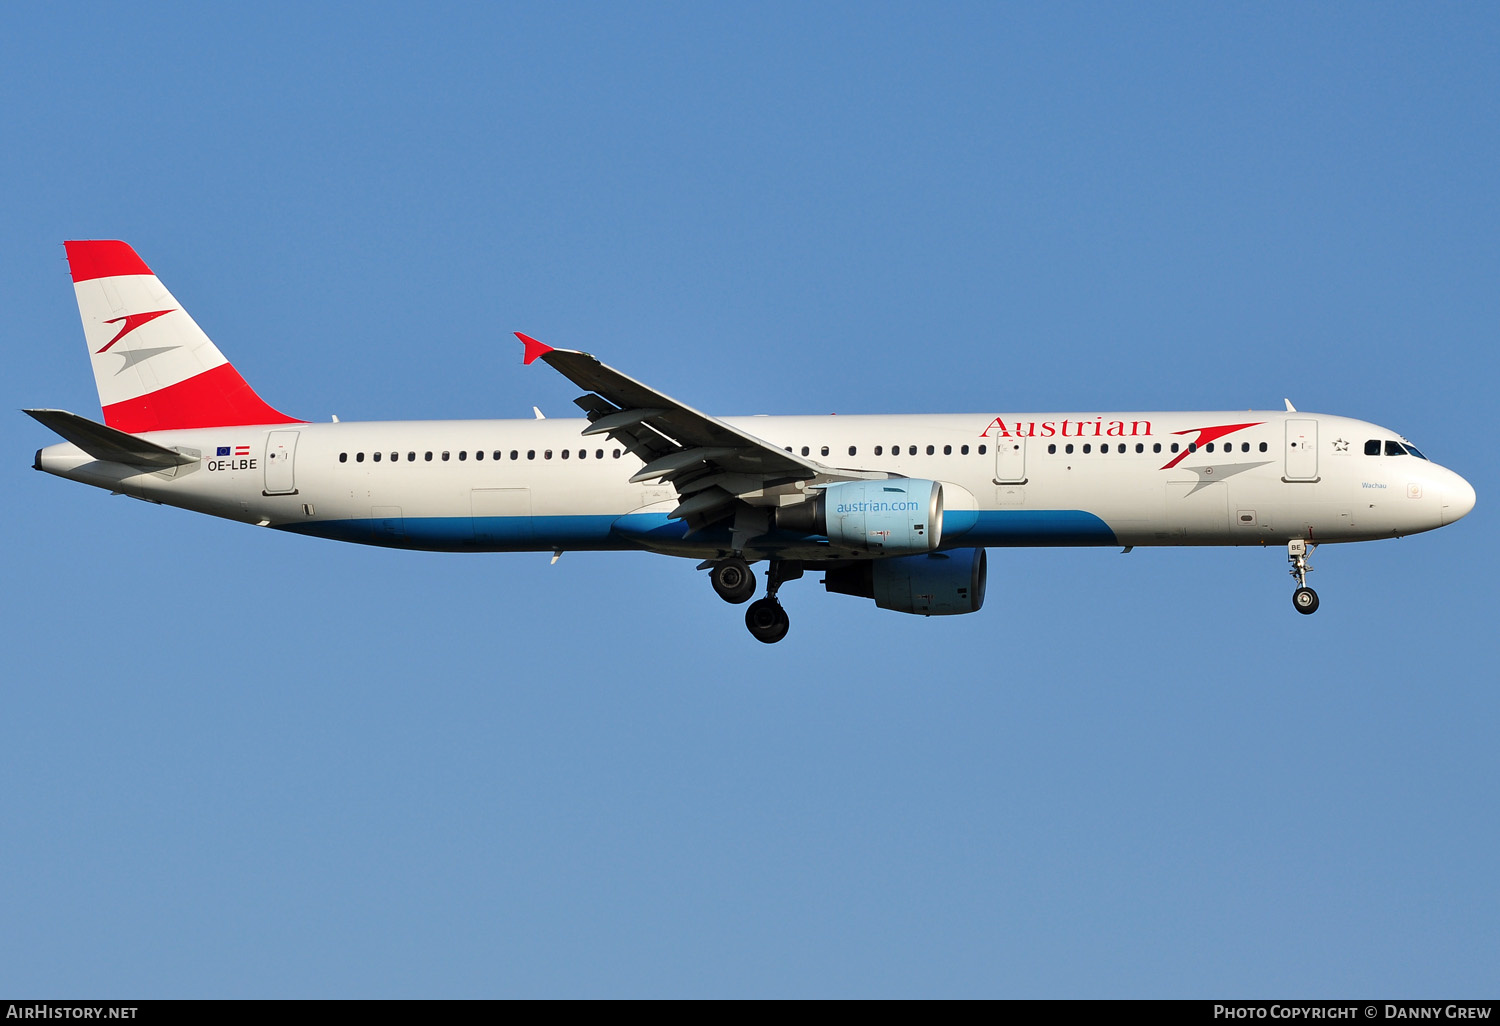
[1288,540,1319,615]
[710,557,756,604]
[744,560,802,644]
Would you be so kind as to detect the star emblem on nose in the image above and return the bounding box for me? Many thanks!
[1333,438,1349,452]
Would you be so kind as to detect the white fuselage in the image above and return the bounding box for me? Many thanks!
[34,410,1475,560]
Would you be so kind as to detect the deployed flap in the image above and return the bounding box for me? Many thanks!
[23,408,198,469]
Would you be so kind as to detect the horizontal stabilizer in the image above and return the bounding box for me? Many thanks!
[24,409,198,469]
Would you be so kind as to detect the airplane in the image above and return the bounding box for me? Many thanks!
[29,240,1476,643]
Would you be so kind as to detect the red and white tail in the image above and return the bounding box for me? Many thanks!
[65,240,299,433]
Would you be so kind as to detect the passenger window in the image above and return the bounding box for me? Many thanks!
[1259,442,1267,452]
[493,451,501,461]
[1118,444,1126,453]
[1188,443,1197,453]
[1240,442,1248,453]
[977,445,987,455]
[943,444,952,455]
[339,453,347,463]
[475,450,484,461]
[1170,443,1179,453]
[821,446,829,456]
[545,450,553,459]
[356,452,365,462]
[1206,443,1214,453]
[1082,443,1091,454]
[578,449,586,459]
[874,445,883,455]
[961,445,970,455]
[425,451,433,461]
[1048,444,1057,454]
[442,451,451,461]
[510,450,519,461]
[596,450,604,459]
[801,446,810,456]
[612,449,621,458]
[527,450,535,460]
[373,452,381,462]
[926,445,935,455]
[459,451,467,461]
[1153,443,1161,453]
[1065,443,1074,454]
[561,449,569,459]
[408,452,416,461]
[848,446,857,456]
[1136,443,1144,453]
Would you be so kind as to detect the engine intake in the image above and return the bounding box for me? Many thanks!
[777,479,943,554]
[824,548,987,616]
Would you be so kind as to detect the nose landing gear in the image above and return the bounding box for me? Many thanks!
[1288,540,1319,615]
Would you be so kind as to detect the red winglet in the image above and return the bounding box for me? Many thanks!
[64,240,154,283]
[516,332,553,365]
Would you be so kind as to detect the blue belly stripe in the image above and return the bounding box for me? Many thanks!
[961,510,1117,547]
[276,508,1116,551]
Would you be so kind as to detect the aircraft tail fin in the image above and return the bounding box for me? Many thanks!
[64,240,300,433]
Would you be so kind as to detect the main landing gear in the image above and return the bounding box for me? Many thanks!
[745,597,790,644]
[710,556,756,604]
[1288,539,1319,615]
[708,557,801,643]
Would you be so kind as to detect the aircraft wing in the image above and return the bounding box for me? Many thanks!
[517,333,871,530]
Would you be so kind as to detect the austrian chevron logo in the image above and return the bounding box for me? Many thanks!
[95,309,175,354]
[1159,421,1264,470]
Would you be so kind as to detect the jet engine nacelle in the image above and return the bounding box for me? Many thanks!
[824,548,987,616]
[777,479,944,554]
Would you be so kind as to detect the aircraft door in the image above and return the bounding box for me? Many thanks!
[1284,419,1319,481]
[994,436,1026,484]
[264,430,299,495]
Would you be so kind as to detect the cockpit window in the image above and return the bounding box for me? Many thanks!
[1403,443,1428,460]
[1385,440,1407,456]
[1365,440,1381,456]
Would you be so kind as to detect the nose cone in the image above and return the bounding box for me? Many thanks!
[1442,475,1476,525]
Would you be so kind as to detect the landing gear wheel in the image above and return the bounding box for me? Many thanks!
[711,558,756,604]
[1292,587,1320,615]
[1287,541,1319,615]
[745,598,790,644]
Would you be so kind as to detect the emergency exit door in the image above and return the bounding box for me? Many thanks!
[994,436,1026,484]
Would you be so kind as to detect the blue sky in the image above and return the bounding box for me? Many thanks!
[2,3,1496,997]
